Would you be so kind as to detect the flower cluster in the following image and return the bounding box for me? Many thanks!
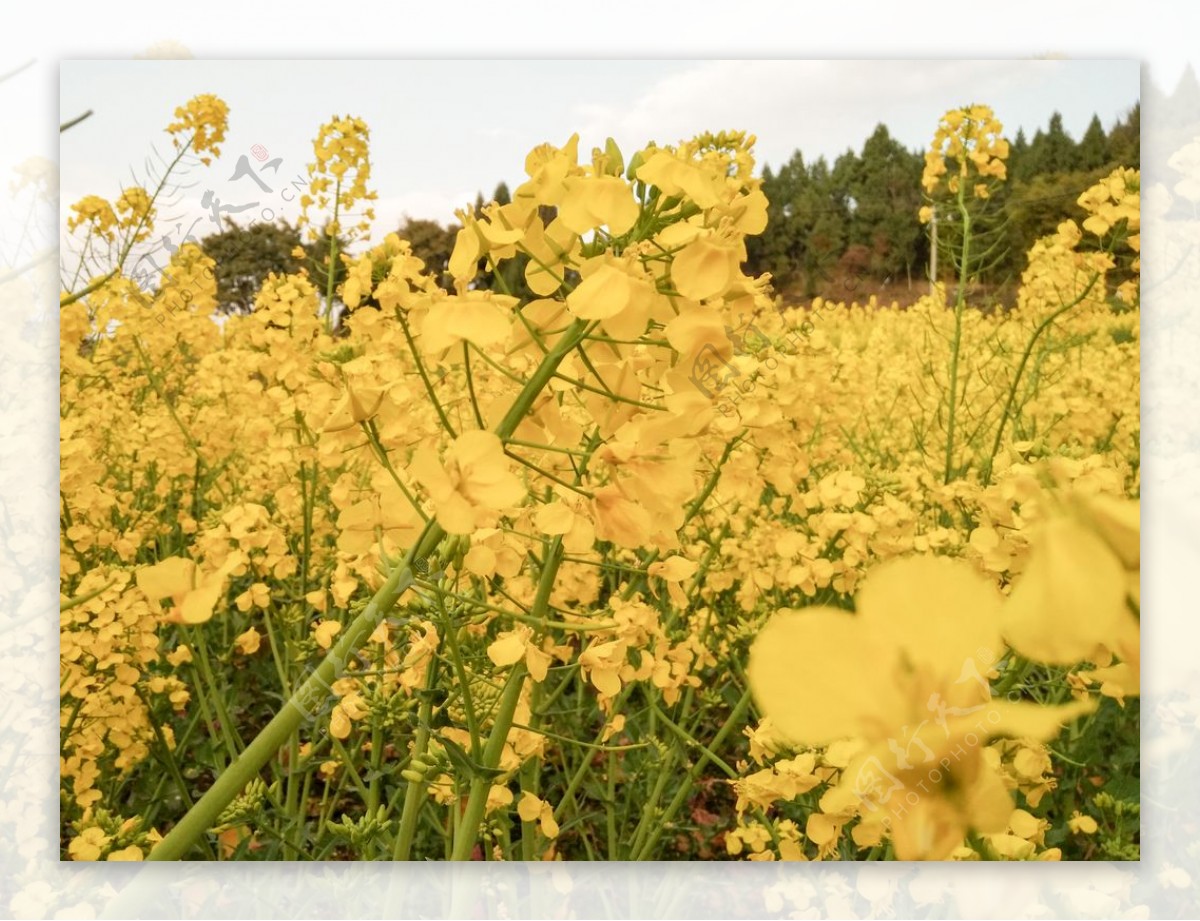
[919,103,1009,220]
[165,93,230,164]
[299,115,377,243]
[59,95,1138,863]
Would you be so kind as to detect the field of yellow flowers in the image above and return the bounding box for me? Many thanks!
[60,97,1140,862]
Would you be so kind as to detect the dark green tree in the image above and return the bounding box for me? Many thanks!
[746,151,849,296]
[843,124,924,284]
[1107,103,1140,169]
[1017,112,1078,179]
[1076,114,1111,171]
[199,218,309,314]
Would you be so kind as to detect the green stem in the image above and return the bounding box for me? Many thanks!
[632,685,752,860]
[943,185,971,485]
[451,535,564,861]
[980,272,1102,485]
[392,658,441,860]
[450,662,527,861]
[148,522,440,860]
[150,315,590,860]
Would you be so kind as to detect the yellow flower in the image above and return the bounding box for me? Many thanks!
[748,555,1094,859]
[565,257,656,324]
[299,114,378,243]
[409,431,526,535]
[1068,811,1099,835]
[517,791,560,839]
[591,483,654,549]
[579,638,626,699]
[313,620,342,650]
[67,195,118,242]
[321,378,385,434]
[235,582,271,612]
[920,104,1008,208]
[635,149,723,209]
[486,623,552,682]
[330,689,370,740]
[670,233,743,302]
[68,826,110,861]
[115,186,155,241]
[1003,501,1138,667]
[234,627,262,655]
[136,555,242,625]
[166,93,230,164]
[420,290,518,353]
[106,845,145,861]
[558,175,639,236]
[166,644,193,667]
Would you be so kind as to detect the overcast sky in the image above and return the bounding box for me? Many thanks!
[60,59,1139,250]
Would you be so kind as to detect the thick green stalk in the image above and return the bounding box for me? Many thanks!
[450,661,528,861]
[148,523,440,860]
[150,317,589,860]
[451,536,564,861]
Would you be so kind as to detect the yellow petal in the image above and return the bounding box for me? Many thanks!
[464,544,497,577]
[1003,518,1128,664]
[421,294,514,353]
[671,236,738,301]
[747,608,898,746]
[517,791,543,823]
[314,620,342,650]
[856,555,1004,680]
[179,576,227,625]
[590,667,621,698]
[805,812,839,847]
[330,706,352,740]
[409,445,455,503]
[648,555,698,581]
[487,631,527,668]
[1080,495,1139,570]
[448,225,483,279]
[234,628,262,655]
[539,807,560,839]
[526,644,552,683]
[435,493,479,536]
[981,698,1096,742]
[664,305,731,358]
[534,501,574,535]
[105,845,144,862]
[566,263,629,320]
[591,485,653,549]
[137,557,196,602]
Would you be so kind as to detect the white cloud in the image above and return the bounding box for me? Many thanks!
[571,59,1090,171]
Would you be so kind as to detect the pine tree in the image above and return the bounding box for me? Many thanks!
[1076,114,1110,171]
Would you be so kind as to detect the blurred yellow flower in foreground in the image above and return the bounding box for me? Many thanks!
[748,555,1093,859]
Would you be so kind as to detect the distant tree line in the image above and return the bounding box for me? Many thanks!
[196,106,1141,314]
[745,105,1140,298]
